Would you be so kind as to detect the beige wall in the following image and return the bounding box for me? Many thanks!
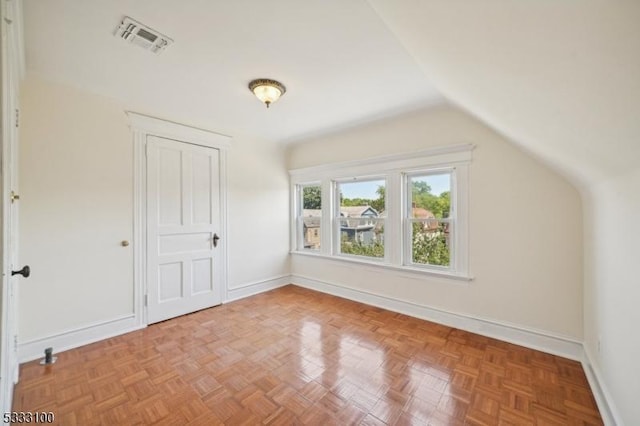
[288,105,584,339]
[583,167,640,423]
[18,76,290,342]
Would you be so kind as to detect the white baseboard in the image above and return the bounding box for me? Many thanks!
[18,315,145,363]
[225,275,291,303]
[581,347,622,426]
[291,274,583,361]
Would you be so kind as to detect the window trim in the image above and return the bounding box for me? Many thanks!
[289,143,473,281]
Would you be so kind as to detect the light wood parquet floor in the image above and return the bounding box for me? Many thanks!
[13,285,603,425]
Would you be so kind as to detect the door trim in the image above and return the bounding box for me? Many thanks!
[127,112,231,326]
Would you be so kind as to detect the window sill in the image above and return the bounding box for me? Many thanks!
[290,250,473,282]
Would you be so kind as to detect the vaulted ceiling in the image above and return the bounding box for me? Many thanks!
[23,1,640,189]
[368,1,640,189]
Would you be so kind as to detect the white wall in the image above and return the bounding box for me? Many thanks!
[226,134,290,290]
[583,167,640,424]
[19,77,133,341]
[18,76,290,343]
[288,105,584,339]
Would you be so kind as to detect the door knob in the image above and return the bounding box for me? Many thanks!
[12,265,30,278]
[213,233,220,248]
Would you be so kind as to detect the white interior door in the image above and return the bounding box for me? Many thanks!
[146,136,222,324]
[1,0,22,412]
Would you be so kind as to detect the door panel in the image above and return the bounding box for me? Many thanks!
[191,154,212,225]
[159,232,211,254]
[192,258,213,294]
[158,148,183,226]
[146,136,222,324]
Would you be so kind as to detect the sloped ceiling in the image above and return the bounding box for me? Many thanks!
[22,0,442,143]
[368,1,640,189]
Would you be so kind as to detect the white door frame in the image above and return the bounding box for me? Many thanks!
[127,112,231,326]
[0,0,24,414]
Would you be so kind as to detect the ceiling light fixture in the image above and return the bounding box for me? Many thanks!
[248,79,286,108]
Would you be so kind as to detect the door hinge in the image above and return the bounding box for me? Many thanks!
[15,108,19,128]
[14,335,18,349]
[144,294,148,307]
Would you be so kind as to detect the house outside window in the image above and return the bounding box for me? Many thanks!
[335,179,386,259]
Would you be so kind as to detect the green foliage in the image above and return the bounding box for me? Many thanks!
[340,240,384,258]
[339,183,449,218]
[369,186,385,212]
[412,223,449,266]
[414,190,450,218]
[302,186,321,209]
[412,181,431,195]
[342,197,373,207]
[339,186,386,212]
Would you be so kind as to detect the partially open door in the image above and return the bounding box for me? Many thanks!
[0,0,25,412]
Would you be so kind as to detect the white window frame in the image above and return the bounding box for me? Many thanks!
[403,169,456,272]
[333,176,388,262]
[289,144,473,281]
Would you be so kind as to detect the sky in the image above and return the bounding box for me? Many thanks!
[340,174,450,199]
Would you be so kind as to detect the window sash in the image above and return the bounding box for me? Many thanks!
[403,170,455,271]
[297,183,322,251]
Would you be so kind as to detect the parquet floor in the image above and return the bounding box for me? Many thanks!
[13,285,603,425]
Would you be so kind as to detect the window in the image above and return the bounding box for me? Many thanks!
[335,179,386,259]
[405,172,452,269]
[296,184,322,250]
[290,144,472,280]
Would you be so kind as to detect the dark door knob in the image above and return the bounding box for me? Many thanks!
[11,265,30,278]
[213,234,220,248]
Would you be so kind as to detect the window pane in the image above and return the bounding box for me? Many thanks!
[338,179,385,258]
[410,173,451,219]
[302,216,321,250]
[300,185,321,250]
[411,220,450,267]
[340,218,384,258]
[302,185,322,209]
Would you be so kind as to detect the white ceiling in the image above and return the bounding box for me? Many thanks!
[22,0,442,143]
[368,1,640,189]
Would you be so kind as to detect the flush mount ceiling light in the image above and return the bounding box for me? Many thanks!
[248,79,286,108]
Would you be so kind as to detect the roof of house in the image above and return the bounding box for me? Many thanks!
[412,207,435,219]
[339,206,379,217]
[302,209,322,217]
[378,208,435,219]
[303,206,380,218]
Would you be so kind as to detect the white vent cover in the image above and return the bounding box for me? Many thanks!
[114,16,173,54]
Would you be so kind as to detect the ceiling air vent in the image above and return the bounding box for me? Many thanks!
[114,16,173,54]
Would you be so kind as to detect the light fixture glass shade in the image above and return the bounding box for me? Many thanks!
[249,79,286,108]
